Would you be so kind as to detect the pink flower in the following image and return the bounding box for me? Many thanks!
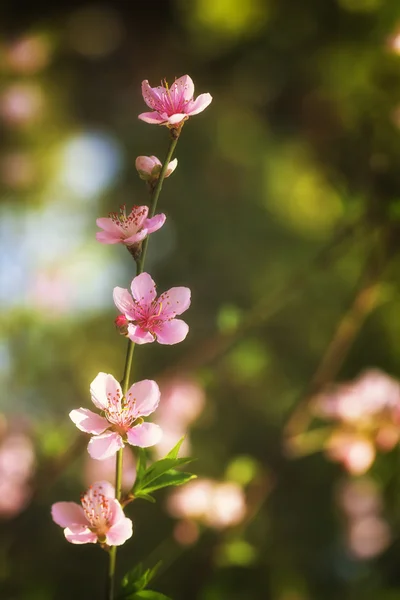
[51,481,133,546]
[135,155,178,181]
[69,372,163,460]
[96,205,165,246]
[139,75,212,126]
[113,272,191,345]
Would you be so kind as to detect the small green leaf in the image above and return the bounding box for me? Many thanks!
[130,591,172,600]
[138,470,197,495]
[134,492,156,503]
[136,448,147,481]
[133,457,194,495]
[119,562,162,597]
[165,437,185,459]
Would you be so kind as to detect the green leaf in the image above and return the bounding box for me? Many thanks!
[165,437,185,459]
[136,448,147,481]
[133,457,194,497]
[120,562,162,596]
[129,591,172,600]
[137,470,197,495]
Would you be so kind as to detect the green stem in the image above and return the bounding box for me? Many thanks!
[136,133,180,275]
[106,129,180,600]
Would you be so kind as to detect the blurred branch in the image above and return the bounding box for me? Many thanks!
[161,217,366,378]
[284,226,392,449]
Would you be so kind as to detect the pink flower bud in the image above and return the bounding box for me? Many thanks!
[115,314,128,335]
[135,155,177,181]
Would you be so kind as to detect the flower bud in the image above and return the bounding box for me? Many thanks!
[115,314,128,335]
[135,155,177,181]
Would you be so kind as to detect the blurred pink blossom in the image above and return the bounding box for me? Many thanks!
[96,205,165,247]
[0,429,35,518]
[0,83,44,125]
[139,75,212,126]
[113,272,191,345]
[327,432,375,475]
[315,370,400,474]
[52,481,132,545]
[4,35,51,73]
[154,378,205,458]
[0,152,36,189]
[84,446,136,491]
[167,478,246,531]
[347,516,391,560]
[70,372,162,460]
[135,155,177,181]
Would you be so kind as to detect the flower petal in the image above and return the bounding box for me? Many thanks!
[156,319,189,345]
[88,432,124,460]
[138,111,166,124]
[167,113,187,125]
[131,272,157,305]
[64,526,98,544]
[51,502,87,527]
[144,213,166,234]
[96,231,122,244]
[171,75,194,103]
[187,93,213,116]
[165,158,178,177]
[141,80,164,110]
[96,217,121,234]
[159,286,191,317]
[123,228,148,246]
[127,324,154,344]
[126,379,160,418]
[90,481,116,498]
[69,408,109,434]
[106,516,133,546]
[90,372,111,410]
[113,287,136,319]
[126,422,163,448]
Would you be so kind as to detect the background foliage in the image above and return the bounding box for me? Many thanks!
[2,0,400,598]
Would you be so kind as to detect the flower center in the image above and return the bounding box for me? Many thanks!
[108,205,146,233]
[81,486,112,534]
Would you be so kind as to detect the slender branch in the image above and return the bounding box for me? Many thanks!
[284,229,389,444]
[136,133,180,276]
[106,130,180,600]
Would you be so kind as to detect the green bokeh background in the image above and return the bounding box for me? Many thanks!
[2,0,400,598]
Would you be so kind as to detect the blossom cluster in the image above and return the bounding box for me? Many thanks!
[315,369,400,474]
[52,75,212,548]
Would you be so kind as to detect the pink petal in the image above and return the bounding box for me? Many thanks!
[69,408,109,435]
[96,217,121,234]
[149,155,162,166]
[91,481,116,498]
[187,93,213,116]
[130,272,157,305]
[141,80,164,110]
[156,319,189,345]
[158,286,191,317]
[90,372,111,410]
[165,158,178,177]
[171,75,194,103]
[106,516,133,546]
[51,502,87,527]
[127,324,154,344]
[96,231,122,244]
[90,373,122,411]
[88,432,124,460]
[126,422,163,448]
[138,111,166,124]
[167,113,187,125]
[126,379,160,417]
[64,526,98,544]
[144,213,166,234]
[123,228,148,246]
[113,287,136,319]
